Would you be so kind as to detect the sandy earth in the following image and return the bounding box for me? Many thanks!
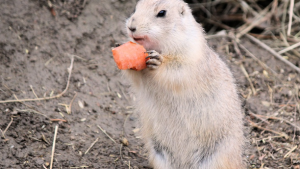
[0,0,300,168]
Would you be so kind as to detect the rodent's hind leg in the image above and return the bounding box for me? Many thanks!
[149,148,168,169]
[148,141,171,169]
[146,50,163,70]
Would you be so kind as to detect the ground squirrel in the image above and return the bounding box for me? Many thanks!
[123,0,245,168]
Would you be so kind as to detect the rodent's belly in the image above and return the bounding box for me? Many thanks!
[137,87,229,150]
[139,92,212,140]
[139,98,218,165]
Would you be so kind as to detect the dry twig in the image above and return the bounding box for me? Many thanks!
[248,119,289,139]
[59,92,77,114]
[278,41,300,54]
[249,112,270,125]
[272,96,294,115]
[50,119,67,122]
[0,55,74,103]
[42,164,48,169]
[237,43,278,77]
[236,1,275,38]
[284,145,297,158]
[84,138,99,155]
[240,64,257,95]
[120,144,123,160]
[97,125,117,144]
[287,0,295,36]
[246,34,300,74]
[16,109,48,118]
[1,117,14,139]
[69,166,89,169]
[279,33,300,58]
[50,125,59,169]
[30,85,39,99]
[250,112,300,131]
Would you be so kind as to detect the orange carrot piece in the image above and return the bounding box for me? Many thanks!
[112,41,148,71]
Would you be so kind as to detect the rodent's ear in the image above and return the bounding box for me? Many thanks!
[180,5,185,15]
[178,0,192,16]
[180,4,190,16]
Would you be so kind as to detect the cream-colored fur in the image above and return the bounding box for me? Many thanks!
[124,0,245,168]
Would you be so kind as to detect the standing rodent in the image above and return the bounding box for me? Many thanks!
[124,0,245,168]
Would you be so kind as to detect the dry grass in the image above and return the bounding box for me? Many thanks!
[190,0,300,168]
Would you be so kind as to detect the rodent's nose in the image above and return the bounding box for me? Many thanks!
[128,27,136,32]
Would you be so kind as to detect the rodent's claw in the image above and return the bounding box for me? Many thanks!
[146,50,156,55]
[146,50,163,70]
[115,43,122,47]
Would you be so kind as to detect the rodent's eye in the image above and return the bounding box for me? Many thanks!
[156,10,167,17]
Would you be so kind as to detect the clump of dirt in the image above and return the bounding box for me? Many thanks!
[1,0,300,169]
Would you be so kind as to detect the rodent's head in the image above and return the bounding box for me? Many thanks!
[126,0,198,54]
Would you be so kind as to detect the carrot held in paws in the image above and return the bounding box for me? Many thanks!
[112,41,148,71]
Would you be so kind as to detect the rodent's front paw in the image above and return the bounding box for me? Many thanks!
[146,50,163,70]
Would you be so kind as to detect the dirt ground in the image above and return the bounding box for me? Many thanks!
[0,0,299,169]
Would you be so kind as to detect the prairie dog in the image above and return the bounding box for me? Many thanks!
[124,0,245,168]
